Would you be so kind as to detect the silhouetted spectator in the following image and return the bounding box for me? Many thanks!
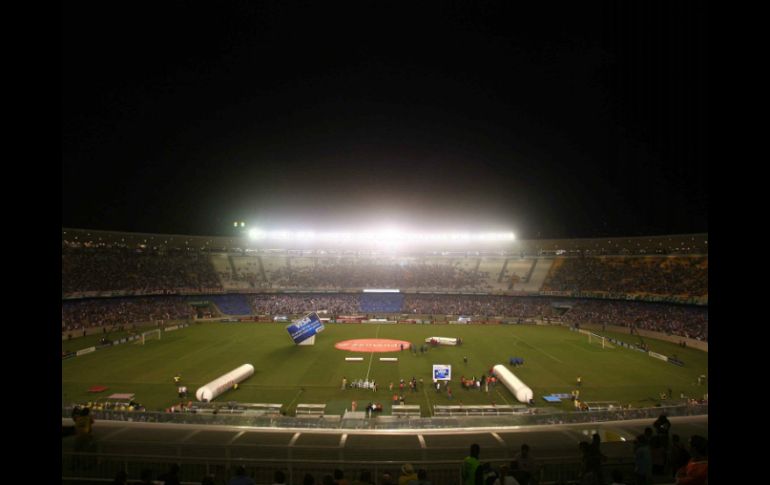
[668,435,691,478]
[353,470,373,485]
[271,470,287,484]
[138,469,154,485]
[675,435,707,484]
[334,468,349,485]
[112,470,128,485]
[633,435,652,485]
[228,465,255,485]
[609,469,626,485]
[462,444,481,485]
[398,464,417,485]
[158,464,181,485]
[322,475,335,485]
[407,469,432,485]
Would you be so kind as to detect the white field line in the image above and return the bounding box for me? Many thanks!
[495,388,511,405]
[512,335,565,364]
[364,325,382,382]
[423,387,433,416]
[286,389,303,410]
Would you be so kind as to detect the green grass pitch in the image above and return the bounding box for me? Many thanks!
[62,322,708,416]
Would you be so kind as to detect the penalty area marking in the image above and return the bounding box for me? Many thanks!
[495,388,511,406]
[512,335,564,364]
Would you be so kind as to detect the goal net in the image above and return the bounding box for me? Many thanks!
[579,329,614,349]
[139,329,161,345]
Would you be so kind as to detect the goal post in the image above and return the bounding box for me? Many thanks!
[140,329,161,345]
[578,329,614,349]
[588,332,605,348]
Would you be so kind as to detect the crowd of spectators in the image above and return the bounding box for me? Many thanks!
[542,256,708,298]
[62,297,194,331]
[249,294,361,315]
[62,247,708,301]
[267,263,491,290]
[563,300,708,341]
[403,295,558,318]
[63,247,222,294]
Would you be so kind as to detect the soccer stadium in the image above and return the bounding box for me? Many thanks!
[62,228,708,484]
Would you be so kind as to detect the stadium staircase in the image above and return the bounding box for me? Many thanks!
[257,256,267,284]
[517,258,553,292]
[226,255,237,279]
[524,257,537,283]
[497,259,509,283]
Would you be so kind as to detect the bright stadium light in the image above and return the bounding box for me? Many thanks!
[242,228,516,244]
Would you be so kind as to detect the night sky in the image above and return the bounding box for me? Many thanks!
[62,1,708,239]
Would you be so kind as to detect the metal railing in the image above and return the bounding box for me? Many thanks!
[63,403,707,429]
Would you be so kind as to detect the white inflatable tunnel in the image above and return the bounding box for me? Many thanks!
[492,364,534,403]
[195,364,254,402]
[424,337,458,346]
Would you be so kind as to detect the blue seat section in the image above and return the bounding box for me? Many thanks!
[360,293,404,313]
[209,294,252,315]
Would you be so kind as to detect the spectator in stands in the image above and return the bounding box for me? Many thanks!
[650,435,666,476]
[334,468,349,485]
[407,469,432,485]
[491,464,520,485]
[608,469,626,485]
[272,470,287,484]
[586,433,606,485]
[227,465,255,485]
[633,435,652,485]
[303,474,316,485]
[668,435,691,478]
[511,443,537,484]
[158,464,181,485]
[200,475,216,485]
[352,469,373,485]
[462,444,482,485]
[138,469,154,485]
[398,464,417,485]
[112,470,128,485]
[72,407,95,470]
[321,475,335,485]
[675,435,707,484]
[578,441,598,485]
[653,413,671,447]
[380,472,395,485]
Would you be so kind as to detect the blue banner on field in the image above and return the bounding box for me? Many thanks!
[286,312,325,344]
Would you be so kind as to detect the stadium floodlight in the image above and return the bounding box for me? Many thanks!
[242,229,516,244]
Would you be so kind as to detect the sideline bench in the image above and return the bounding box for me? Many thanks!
[392,404,421,417]
[433,404,523,416]
[296,403,326,417]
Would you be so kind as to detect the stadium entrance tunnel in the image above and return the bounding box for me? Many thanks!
[334,339,412,353]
